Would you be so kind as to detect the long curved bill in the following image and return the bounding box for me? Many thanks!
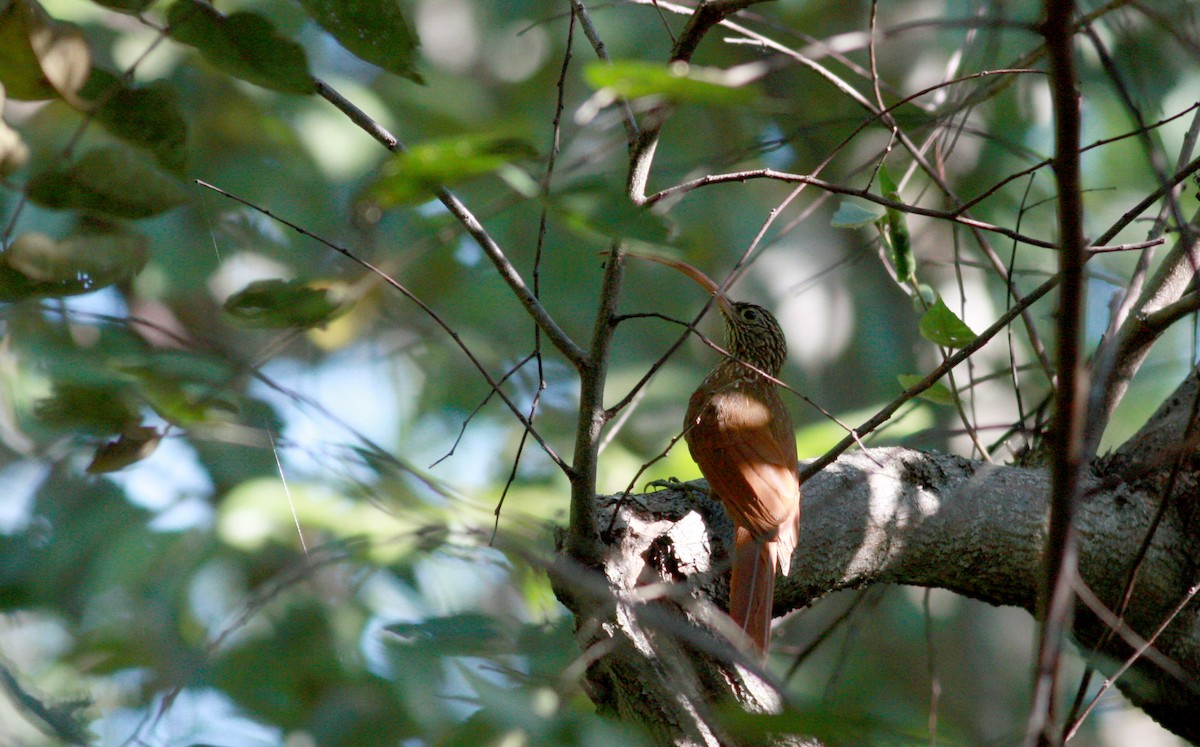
[626,252,735,316]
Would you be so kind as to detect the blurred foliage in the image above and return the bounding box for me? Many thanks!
[0,0,1197,745]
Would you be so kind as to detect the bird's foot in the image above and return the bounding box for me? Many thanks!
[645,477,708,499]
[645,476,682,492]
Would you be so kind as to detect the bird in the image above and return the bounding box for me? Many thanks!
[636,254,800,654]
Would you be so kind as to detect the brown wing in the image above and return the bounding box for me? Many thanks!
[685,382,800,573]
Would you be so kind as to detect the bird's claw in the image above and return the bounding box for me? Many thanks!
[645,477,708,499]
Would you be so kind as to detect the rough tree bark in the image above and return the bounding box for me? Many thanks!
[556,368,1200,746]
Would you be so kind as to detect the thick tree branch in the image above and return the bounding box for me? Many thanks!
[567,369,1200,744]
[667,0,767,63]
[561,493,792,745]
[1099,204,1200,420]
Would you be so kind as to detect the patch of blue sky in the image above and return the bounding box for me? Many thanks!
[94,687,280,747]
[760,121,797,171]
[0,461,49,534]
[108,436,215,532]
[250,344,406,484]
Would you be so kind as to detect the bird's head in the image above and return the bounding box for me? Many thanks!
[722,300,787,375]
[624,252,788,376]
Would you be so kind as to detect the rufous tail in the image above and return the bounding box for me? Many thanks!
[729,525,777,653]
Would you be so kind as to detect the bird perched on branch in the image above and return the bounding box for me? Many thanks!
[634,254,800,654]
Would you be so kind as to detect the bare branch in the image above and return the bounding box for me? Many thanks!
[1026,3,1088,744]
[626,0,774,203]
[797,149,1200,482]
[194,179,571,474]
[667,0,769,63]
[570,1,640,143]
[313,78,588,370]
[567,243,627,567]
[646,169,1061,248]
[1097,203,1200,421]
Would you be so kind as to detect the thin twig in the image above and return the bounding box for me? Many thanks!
[800,149,1200,484]
[597,383,648,455]
[1065,577,1200,741]
[489,5,582,542]
[570,0,641,144]
[1078,20,1191,446]
[606,422,696,535]
[194,179,571,475]
[605,302,721,417]
[955,103,1200,217]
[313,78,587,369]
[611,305,876,458]
[647,168,1058,249]
[431,353,538,468]
[800,273,1057,483]
[626,0,773,203]
[1064,362,1200,737]
[1006,176,1041,439]
[783,589,876,683]
[924,588,942,747]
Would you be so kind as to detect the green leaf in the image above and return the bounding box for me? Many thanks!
[878,165,914,282]
[167,0,314,94]
[0,0,91,102]
[82,353,235,431]
[212,603,342,727]
[364,135,537,207]
[223,278,351,328]
[25,144,188,218]
[584,60,760,106]
[0,254,49,301]
[831,199,885,228]
[878,165,900,199]
[1,226,149,299]
[297,0,421,83]
[127,349,236,387]
[132,376,238,426]
[919,296,977,348]
[79,69,188,174]
[897,374,957,406]
[35,382,140,434]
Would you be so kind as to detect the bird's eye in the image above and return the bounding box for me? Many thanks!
[740,307,759,322]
